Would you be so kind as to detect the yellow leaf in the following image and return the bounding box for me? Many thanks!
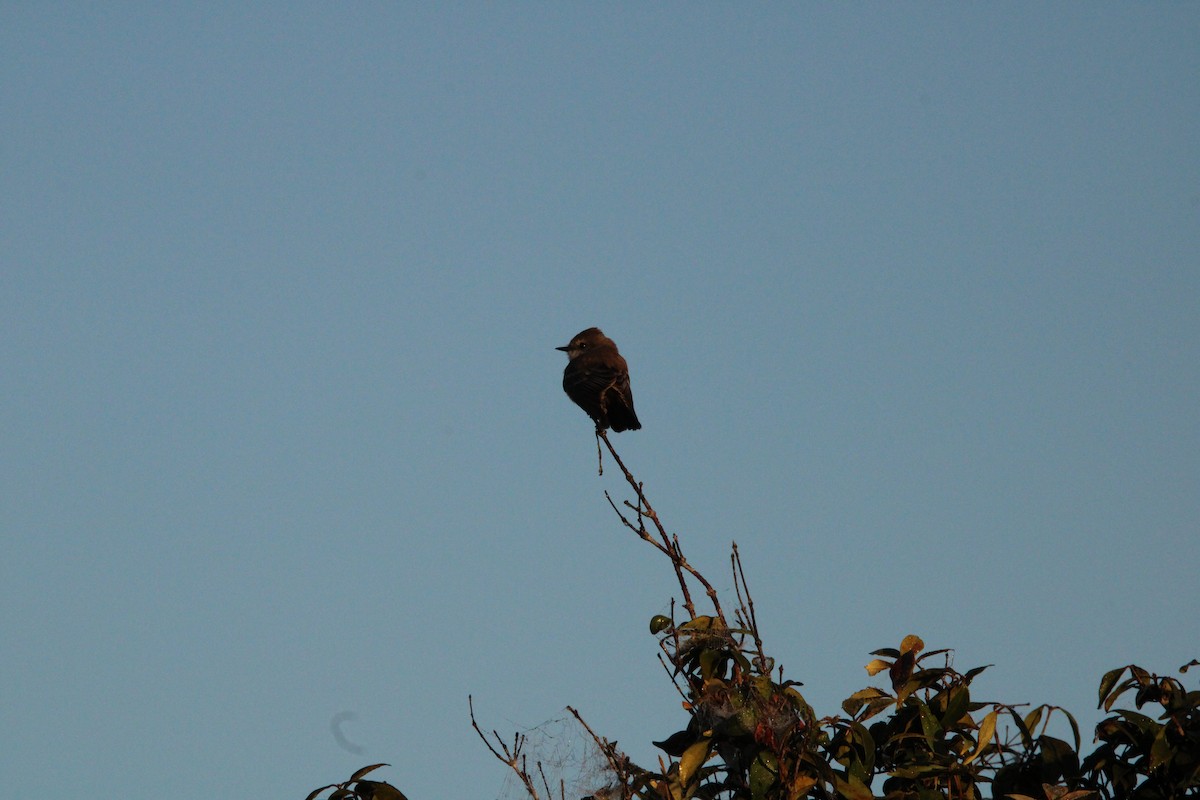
[865,659,890,676]
[679,739,712,787]
[965,709,998,764]
[833,774,874,800]
[789,775,818,799]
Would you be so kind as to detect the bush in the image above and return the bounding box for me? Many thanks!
[310,434,1199,800]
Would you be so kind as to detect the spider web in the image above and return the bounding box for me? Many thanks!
[495,712,623,800]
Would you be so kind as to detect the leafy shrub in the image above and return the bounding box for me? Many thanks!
[309,435,1198,800]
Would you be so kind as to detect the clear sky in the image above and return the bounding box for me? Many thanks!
[3,5,1197,798]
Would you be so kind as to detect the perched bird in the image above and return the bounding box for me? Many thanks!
[556,327,642,432]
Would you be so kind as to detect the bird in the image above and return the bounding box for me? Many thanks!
[556,327,642,432]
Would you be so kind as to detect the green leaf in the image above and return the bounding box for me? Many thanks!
[919,648,952,665]
[895,677,920,705]
[1098,667,1127,708]
[1104,678,1139,712]
[304,785,336,800]
[1038,735,1079,778]
[850,721,876,774]
[861,695,895,722]
[1008,707,1034,747]
[699,648,718,680]
[963,664,993,682]
[356,781,409,800]
[890,763,946,778]
[783,685,810,710]
[1149,726,1174,769]
[350,764,390,782]
[941,685,971,728]
[842,687,890,717]
[655,728,698,757]
[1115,709,1160,737]
[919,702,943,746]
[1134,682,1162,708]
[1061,708,1082,752]
[749,751,779,800]
[911,667,948,689]
[847,757,870,786]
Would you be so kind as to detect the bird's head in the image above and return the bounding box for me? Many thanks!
[556,327,609,360]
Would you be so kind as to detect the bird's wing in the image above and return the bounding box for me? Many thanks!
[563,363,624,399]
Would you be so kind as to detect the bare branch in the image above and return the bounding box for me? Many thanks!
[731,543,767,673]
[566,706,643,800]
[468,695,543,800]
[596,431,725,622]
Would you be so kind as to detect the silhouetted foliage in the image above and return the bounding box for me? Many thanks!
[306,763,407,800]
[309,434,1198,800]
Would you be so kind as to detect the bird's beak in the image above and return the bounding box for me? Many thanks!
[555,345,569,352]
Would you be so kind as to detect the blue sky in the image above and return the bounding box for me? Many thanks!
[3,5,1197,798]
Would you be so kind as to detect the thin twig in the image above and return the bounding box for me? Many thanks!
[535,761,560,800]
[596,430,724,622]
[566,706,641,800]
[731,543,767,673]
[603,490,665,551]
[469,695,542,800]
[656,652,691,703]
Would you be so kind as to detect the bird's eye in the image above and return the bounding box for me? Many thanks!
[579,343,588,350]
